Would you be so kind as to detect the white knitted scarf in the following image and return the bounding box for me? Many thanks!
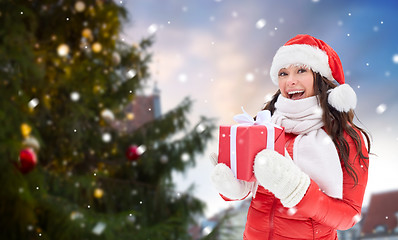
[271,95,343,199]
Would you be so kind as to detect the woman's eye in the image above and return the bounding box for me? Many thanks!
[278,72,287,77]
[298,68,307,73]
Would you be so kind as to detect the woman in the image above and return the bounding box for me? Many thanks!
[211,34,371,239]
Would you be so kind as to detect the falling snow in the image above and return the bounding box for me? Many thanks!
[137,145,146,155]
[127,214,136,222]
[264,93,273,102]
[147,24,158,34]
[376,104,387,114]
[102,133,112,142]
[70,211,84,220]
[196,123,206,133]
[245,73,254,82]
[57,44,69,56]
[255,19,266,29]
[104,0,398,223]
[353,214,362,223]
[92,222,106,235]
[287,207,297,216]
[178,73,187,83]
[202,226,213,236]
[70,91,80,101]
[392,54,398,64]
[100,109,115,121]
[181,152,190,162]
[126,69,136,79]
[28,98,39,108]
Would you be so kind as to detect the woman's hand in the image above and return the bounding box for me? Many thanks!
[253,149,310,208]
[210,153,253,200]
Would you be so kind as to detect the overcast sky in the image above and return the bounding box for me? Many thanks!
[122,0,398,217]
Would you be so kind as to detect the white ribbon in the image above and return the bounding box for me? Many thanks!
[233,107,272,125]
[230,107,280,198]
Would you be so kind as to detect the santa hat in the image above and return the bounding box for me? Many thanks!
[270,34,356,112]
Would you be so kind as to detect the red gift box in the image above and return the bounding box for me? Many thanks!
[218,124,285,182]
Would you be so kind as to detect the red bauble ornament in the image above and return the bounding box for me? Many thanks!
[126,145,141,161]
[18,148,38,174]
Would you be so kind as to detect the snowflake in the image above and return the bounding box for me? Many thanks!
[245,73,254,82]
[392,54,398,64]
[256,19,266,29]
[102,133,112,143]
[28,98,39,108]
[376,104,387,114]
[147,24,158,34]
[70,91,80,101]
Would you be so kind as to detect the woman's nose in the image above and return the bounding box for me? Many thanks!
[286,75,297,86]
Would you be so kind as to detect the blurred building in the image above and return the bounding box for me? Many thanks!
[111,83,161,132]
[359,190,398,239]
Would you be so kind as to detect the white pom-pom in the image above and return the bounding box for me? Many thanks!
[328,84,357,112]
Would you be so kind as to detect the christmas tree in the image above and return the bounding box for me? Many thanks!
[0,0,215,239]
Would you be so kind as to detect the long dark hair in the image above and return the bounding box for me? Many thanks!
[262,72,371,185]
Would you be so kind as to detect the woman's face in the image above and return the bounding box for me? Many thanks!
[278,65,315,100]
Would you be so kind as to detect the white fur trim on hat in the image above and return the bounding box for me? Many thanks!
[328,84,357,112]
[270,44,334,85]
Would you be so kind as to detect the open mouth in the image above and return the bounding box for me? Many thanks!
[288,90,305,100]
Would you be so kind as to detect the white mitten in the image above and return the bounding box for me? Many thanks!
[253,149,310,208]
[210,153,253,200]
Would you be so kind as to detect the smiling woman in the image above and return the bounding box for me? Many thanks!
[211,34,372,240]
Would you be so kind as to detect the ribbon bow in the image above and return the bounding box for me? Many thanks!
[233,107,280,128]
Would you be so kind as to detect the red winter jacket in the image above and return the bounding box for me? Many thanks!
[243,130,369,240]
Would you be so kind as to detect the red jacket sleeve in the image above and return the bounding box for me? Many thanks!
[295,130,369,230]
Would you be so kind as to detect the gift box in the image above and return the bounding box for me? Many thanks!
[218,109,285,182]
